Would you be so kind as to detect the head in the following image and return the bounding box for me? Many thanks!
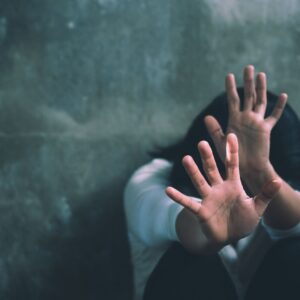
[153,88,300,195]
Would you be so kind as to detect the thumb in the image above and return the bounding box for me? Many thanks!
[204,115,225,159]
[253,179,282,216]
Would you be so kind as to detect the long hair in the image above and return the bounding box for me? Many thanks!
[152,88,300,196]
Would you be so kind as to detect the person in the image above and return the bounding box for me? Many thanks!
[124,66,300,300]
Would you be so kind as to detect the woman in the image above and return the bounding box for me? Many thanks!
[124,66,300,300]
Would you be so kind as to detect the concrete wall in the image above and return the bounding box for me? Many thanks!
[0,0,299,299]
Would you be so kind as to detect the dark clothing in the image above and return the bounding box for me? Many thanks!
[144,238,300,300]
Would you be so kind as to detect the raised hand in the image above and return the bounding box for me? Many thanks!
[166,134,281,249]
[204,65,288,177]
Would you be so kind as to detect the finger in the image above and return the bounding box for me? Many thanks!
[204,115,225,158]
[198,141,223,185]
[166,186,202,215]
[265,93,288,128]
[254,72,267,116]
[225,133,240,180]
[226,73,240,114]
[182,155,211,198]
[253,179,282,216]
[243,65,256,111]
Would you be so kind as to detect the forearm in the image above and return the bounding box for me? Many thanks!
[176,208,223,254]
[243,163,300,229]
[264,182,300,229]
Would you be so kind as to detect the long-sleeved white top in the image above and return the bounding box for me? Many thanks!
[124,158,300,300]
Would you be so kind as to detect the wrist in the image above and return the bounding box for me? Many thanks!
[242,162,278,195]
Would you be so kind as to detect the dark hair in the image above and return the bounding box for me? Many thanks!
[152,88,300,195]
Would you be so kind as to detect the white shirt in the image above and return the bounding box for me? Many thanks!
[124,158,300,300]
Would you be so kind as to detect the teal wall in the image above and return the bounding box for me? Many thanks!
[0,0,299,299]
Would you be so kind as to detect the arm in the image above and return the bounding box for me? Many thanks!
[243,163,300,229]
[124,159,183,247]
[205,65,300,230]
[166,134,281,254]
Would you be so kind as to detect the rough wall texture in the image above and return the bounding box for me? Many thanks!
[0,0,299,299]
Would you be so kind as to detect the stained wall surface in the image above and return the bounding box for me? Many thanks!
[0,0,299,299]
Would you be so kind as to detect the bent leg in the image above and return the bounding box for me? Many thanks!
[246,237,300,300]
[144,242,237,300]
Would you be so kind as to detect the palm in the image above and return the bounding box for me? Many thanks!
[200,180,259,244]
[205,66,287,175]
[166,134,281,247]
[227,113,271,170]
[202,181,259,242]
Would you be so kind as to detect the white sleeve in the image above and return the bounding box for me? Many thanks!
[124,159,184,247]
[261,190,300,241]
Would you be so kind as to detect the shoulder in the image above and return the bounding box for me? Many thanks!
[131,158,172,177]
[123,158,173,212]
[125,158,173,193]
